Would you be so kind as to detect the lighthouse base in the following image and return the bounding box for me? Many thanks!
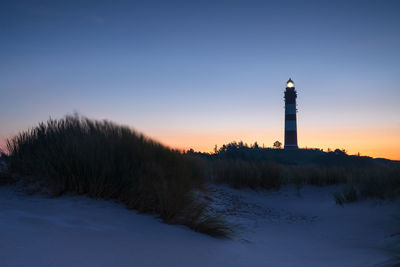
[284,144,298,150]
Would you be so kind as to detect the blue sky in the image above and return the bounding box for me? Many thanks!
[1,0,399,158]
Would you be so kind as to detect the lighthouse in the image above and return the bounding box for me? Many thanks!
[284,78,298,149]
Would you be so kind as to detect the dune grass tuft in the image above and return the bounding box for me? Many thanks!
[212,159,284,190]
[333,185,358,206]
[6,114,231,237]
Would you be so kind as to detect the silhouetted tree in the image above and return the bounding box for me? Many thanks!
[273,141,282,149]
[334,149,347,156]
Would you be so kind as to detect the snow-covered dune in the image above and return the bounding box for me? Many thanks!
[0,185,398,267]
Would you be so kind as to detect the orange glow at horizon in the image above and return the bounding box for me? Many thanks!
[145,126,400,161]
[1,126,399,161]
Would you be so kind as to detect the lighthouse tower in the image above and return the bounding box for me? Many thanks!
[284,78,298,149]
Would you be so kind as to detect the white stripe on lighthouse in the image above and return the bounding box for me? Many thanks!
[285,104,296,114]
[285,120,297,131]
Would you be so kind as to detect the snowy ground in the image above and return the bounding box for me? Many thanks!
[0,184,399,267]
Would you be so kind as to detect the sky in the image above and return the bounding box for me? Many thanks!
[1,0,399,160]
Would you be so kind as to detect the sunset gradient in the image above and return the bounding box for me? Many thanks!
[1,1,399,160]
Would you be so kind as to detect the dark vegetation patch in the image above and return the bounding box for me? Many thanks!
[0,172,13,186]
[333,185,358,206]
[188,142,400,202]
[4,115,231,238]
[211,159,283,190]
[0,153,13,185]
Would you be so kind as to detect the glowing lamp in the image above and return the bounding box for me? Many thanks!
[286,79,295,88]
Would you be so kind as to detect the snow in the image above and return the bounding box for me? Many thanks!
[0,184,398,267]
